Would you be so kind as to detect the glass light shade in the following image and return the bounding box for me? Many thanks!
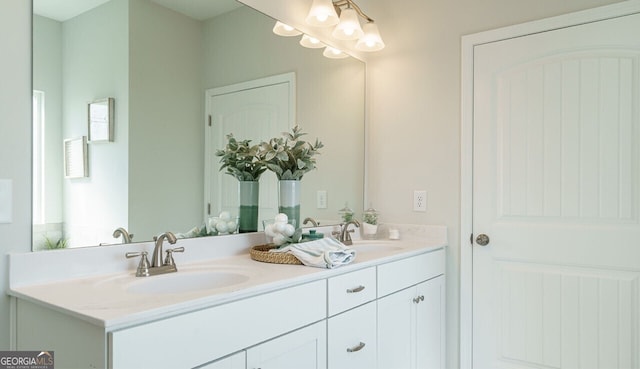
[332,7,363,40]
[323,46,349,59]
[355,22,385,51]
[272,21,302,37]
[300,34,325,49]
[305,0,339,27]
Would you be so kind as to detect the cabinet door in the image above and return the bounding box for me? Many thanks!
[246,321,326,369]
[416,276,445,369]
[200,351,246,369]
[378,286,416,369]
[328,301,377,369]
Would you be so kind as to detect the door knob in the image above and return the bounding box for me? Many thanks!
[475,234,490,246]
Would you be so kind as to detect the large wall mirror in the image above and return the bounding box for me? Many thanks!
[32,0,365,250]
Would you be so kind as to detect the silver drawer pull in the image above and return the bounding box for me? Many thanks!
[413,295,425,304]
[346,342,366,353]
[346,285,365,293]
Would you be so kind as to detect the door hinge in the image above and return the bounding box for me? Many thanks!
[208,115,212,127]
[207,203,211,215]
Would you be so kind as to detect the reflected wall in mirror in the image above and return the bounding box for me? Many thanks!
[32,0,365,250]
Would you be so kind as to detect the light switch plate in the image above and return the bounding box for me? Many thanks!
[0,179,12,223]
[316,190,327,209]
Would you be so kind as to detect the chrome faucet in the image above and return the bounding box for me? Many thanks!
[152,231,177,267]
[113,227,133,243]
[126,231,183,277]
[303,217,319,227]
[336,219,360,246]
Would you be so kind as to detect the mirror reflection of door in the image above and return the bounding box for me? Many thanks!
[205,73,294,229]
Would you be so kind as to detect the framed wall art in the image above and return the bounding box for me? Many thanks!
[88,97,114,142]
[64,136,88,178]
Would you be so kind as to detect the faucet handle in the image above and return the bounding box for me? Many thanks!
[125,251,150,277]
[164,247,185,266]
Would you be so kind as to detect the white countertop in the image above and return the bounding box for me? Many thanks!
[9,224,447,331]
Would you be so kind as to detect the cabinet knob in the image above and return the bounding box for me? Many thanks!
[346,285,365,293]
[413,295,425,304]
[346,341,366,352]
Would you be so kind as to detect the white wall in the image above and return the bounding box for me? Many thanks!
[0,0,32,351]
[364,0,623,367]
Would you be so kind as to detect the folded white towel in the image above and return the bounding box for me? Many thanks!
[270,237,356,269]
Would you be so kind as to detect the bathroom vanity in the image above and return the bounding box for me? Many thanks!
[9,225,446,369]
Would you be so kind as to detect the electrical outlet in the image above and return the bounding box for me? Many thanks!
[317,190,327,209]
[413,190,427,212]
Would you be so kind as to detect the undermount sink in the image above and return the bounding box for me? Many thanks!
[125,269,250,295]
[349,240,403,253]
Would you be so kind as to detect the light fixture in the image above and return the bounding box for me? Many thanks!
[272,0,384,57]
[272,21,302,37]
[300,34,325,49]
[332,6,363,40]
[355,21,385,51]
[305,0,339,27]
[323,46,349,59]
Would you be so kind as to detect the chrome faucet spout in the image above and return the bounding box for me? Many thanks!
[152,232,177,267]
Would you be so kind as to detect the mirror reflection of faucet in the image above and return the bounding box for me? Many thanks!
[125,231,184,277]
[303,217,319,227]
[333,220,361,246]
[113,227,133,244]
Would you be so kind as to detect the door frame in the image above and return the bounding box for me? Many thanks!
[459,2,640,367]
[204,72,296,220]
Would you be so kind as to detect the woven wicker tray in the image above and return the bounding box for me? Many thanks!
[250,244,302,265]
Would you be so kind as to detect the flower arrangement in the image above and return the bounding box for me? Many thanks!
[258,125,324,180]
[215,134,266,181]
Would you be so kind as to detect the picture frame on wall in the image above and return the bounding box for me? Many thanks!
[88,97,114,142]
[64,136,88,178]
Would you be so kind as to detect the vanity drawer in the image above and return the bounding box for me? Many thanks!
[328,267,376,316]
[377,249,445,297]
[327,301,377,369]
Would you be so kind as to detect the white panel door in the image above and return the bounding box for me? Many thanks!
[473,12,640,369]
[205,74,294,226]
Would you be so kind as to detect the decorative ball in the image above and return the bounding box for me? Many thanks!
[272,234,287,246]
[283,224,295,237]
[274,213,288,223]
[215,222,229,233]
[219,211,232,221]
[227,220,237,232]
[265,224,277,237]
[275,222,287,233]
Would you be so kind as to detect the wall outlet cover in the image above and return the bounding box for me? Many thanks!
[413,190,427,212]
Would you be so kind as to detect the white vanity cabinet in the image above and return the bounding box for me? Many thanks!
[377,251,446,369]
[11,240,446,369]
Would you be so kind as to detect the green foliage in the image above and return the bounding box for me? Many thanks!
[258,125,324,180]
[363,211,378,225]
[216,134,267,181]
[43,236,68,250]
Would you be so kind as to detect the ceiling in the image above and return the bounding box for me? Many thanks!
[33,0,242,22]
